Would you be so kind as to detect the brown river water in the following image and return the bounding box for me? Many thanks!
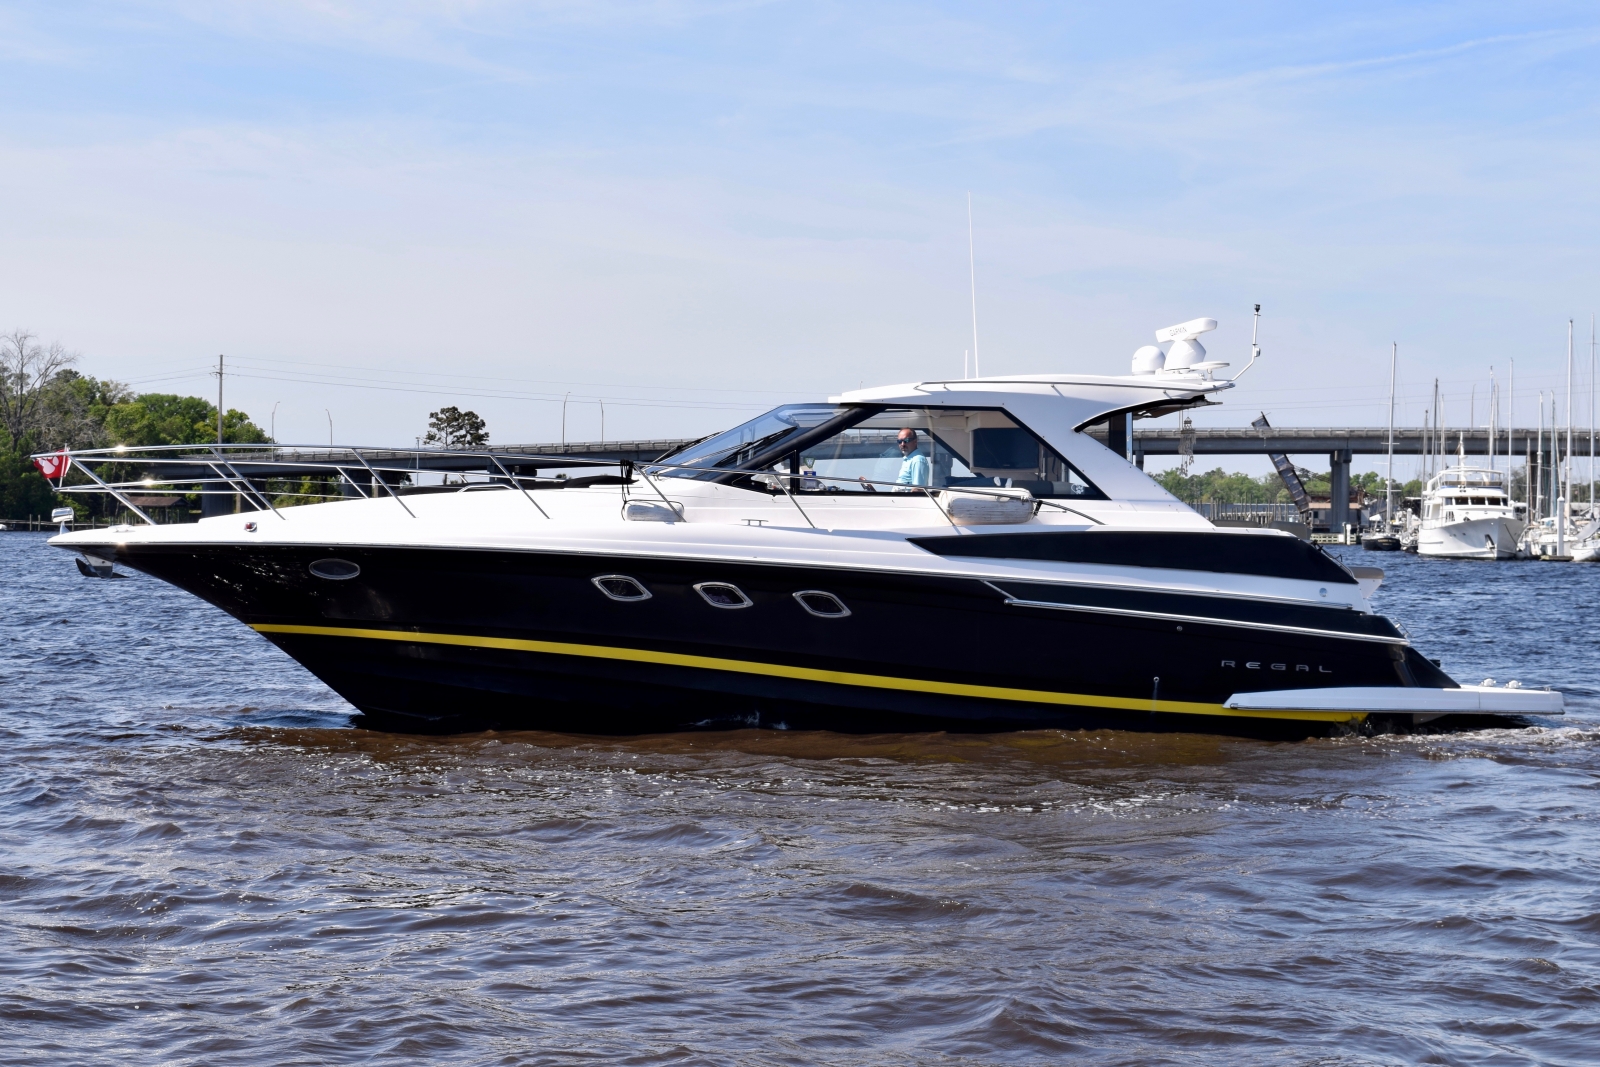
[3,532,1598,1065]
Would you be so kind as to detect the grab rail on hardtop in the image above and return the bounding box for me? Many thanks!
[32,443,1106,528]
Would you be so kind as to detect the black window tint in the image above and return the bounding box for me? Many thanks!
[910,530,1359,584]
[971,428,1038,470]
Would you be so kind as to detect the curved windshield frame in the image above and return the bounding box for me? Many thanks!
[648,404,862,479]
[650,404,1105,499]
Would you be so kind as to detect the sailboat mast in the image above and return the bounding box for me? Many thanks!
[1488,370,1496,470]
[1387,342,1396,527]
[1537,392,1545,519]
[1432,379,1441,481]
[1590,314,1595,514]
[1566,319,1575,510]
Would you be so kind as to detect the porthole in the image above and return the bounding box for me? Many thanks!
[308,558,361,581]
[793,590,850,618]
[593,575,652,602]
[695,582,753,609]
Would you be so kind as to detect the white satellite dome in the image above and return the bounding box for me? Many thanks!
[1164,337,1207,370]
[1130,345,1166,375]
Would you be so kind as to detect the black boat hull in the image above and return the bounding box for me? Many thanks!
[109,543,1451,736]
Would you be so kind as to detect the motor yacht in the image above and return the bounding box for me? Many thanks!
[42,326,1561,735]
[1416,466,1525,560]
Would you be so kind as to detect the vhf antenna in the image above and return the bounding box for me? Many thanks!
[1229,304,1263,382]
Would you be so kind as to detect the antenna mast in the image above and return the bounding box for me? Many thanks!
[967,193,980,378]
[1230,304,1263,381]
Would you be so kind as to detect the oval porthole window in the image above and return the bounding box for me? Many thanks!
[593,575,651,602]
[794,590,850,618]
[308,558,361,581]
[694,582,753,609]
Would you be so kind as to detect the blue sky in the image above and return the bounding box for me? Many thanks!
[2,2,1598,468]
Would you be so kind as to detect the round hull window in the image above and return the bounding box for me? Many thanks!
[309,559,361,580]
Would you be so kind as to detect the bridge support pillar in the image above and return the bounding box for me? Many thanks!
[1329,448,1352,535]
[200,483,236,518]
[1107,412,1129,459]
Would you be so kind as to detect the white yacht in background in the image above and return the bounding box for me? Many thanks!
[1416,465,1525,560]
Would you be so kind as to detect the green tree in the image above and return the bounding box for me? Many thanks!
[423,406,489,449]
[103,393,269,447]
[0,429,58,519]
[1155,467,1288,505]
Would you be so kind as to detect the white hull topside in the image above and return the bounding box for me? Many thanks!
[1418,516,1523,560]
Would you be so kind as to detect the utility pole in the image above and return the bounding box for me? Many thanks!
[214,355,225,444]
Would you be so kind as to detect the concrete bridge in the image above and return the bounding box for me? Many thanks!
[170,426,1587,527]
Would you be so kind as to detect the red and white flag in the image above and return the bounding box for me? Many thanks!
[33,450,70,480]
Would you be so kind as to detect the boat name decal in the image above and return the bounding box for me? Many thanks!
[1221,660,1332,673]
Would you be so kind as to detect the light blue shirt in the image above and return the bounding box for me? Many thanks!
[895,451,931,487]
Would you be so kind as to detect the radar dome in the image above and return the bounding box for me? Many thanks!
[1131,345,1165,375]
[1164,338,1207,370]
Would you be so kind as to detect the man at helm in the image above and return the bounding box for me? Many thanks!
[892,427,931,489]
[859,427,931,491]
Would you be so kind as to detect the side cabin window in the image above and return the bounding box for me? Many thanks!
[649,404,1105,499]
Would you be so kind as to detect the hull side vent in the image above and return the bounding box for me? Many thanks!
[695,582,753,609]
[593,575,652,601]
[794,590,850,618]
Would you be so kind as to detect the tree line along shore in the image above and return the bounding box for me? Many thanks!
[1,331,503,523]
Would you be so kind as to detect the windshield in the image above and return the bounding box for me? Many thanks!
[794,407,1104,498]
[654,404,1104,499]
[649,404,852,479]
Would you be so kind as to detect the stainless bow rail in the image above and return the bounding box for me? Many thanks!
[33,442,1107,530]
